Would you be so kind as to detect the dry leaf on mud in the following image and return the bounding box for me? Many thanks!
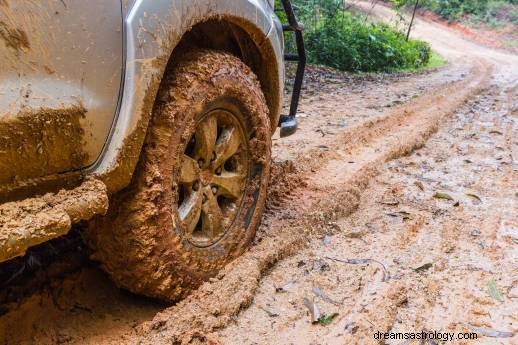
[276,281,294,293]
[318,313,339,326]
[468,326,514,338]
[344,321,359,334]
[414,263,433,273]
[466,193,482,202]
[303,296,321,324]
[433,192,454,201]
[487,279,504,302]
[312,286,342,306]
[259,306,279,318]
[387,211,412,221]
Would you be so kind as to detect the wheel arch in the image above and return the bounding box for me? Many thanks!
[92,1,284,195]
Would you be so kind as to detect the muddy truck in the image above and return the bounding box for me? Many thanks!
[0,0,305,300]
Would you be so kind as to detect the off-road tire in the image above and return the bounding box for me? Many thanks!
[87,50,271,301]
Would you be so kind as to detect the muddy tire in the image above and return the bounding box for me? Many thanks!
[87,50,271,301]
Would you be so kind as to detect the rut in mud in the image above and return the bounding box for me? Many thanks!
[0,2,517,345]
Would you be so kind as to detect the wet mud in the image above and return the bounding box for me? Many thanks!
[0,106,88,186]
[0,179,108,262]
[0,3,517,344]
[0,21,29,53]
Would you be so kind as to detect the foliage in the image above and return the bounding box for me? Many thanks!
[277,0,432,72]
[391,0,518,25]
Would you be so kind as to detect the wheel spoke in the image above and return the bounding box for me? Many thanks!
[201,187,224,238]
[211,172,246,199]
[178,191,202,235]
[180,154,200,184]
[213,127,241,168]
[194,116,218,165]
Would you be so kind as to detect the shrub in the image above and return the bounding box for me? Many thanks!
[304,11,431,72]
[278,0,432,72]
[415,0,518,25]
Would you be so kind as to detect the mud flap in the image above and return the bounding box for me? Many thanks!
[278,0,306,138]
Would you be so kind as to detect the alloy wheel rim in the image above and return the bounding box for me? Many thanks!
[177,109,249,247]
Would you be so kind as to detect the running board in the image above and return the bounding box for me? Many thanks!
[0,178,108,263]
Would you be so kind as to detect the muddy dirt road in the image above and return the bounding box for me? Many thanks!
[1,3,517,345]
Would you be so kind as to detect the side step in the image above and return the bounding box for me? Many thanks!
[0,178,108,263]
[278,0,306,138]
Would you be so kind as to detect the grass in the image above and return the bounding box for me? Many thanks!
[400,51,447,72]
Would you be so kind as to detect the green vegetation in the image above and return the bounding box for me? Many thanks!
[278,0,432,72]
[392,0,518,26]
[397,51,446,72]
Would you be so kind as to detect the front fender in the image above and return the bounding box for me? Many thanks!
[92,0,281,194]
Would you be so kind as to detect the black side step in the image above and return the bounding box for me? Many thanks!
[278,0,306,138]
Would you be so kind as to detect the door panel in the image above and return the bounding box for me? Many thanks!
[0,0,122,185]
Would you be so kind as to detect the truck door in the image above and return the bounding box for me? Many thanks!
[0,0,122,186]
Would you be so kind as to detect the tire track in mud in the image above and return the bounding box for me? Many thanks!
[133,62,492,345]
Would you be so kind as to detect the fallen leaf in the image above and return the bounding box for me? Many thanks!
[276,281,294,293]
[318,313,339,326]
[344,321,359,334]
[414,181,425,191]
[387,211,412,220]
[303,296,321,324]
[260,306,279,317]
[312,286,341,306]
[487,279,504,302]
[414,263,433,273]
[434,192,454,201]
[466,193,481,202]
[469,326,514,338]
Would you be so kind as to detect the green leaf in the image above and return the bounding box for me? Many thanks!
[318,313,339,326]
[488,279,504,302]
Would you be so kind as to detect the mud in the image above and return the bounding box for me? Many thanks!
[0,3,517,344]
[0,106,88,186]
[0,179,108,262]
[0,21,29,53]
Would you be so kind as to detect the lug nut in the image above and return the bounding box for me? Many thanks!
[198,159,204,168]
[215,167,222,175]
[202,194,207,203]
[192,181,200,191]
[211,186,218,195]
[211,151,217,162]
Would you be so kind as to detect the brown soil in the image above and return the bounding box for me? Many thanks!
[416,6,518,54]
[0,3,517,344]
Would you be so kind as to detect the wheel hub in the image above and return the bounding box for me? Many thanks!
[177,109,249,247]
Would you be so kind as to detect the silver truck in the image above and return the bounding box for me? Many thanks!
[0,0,305,300]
